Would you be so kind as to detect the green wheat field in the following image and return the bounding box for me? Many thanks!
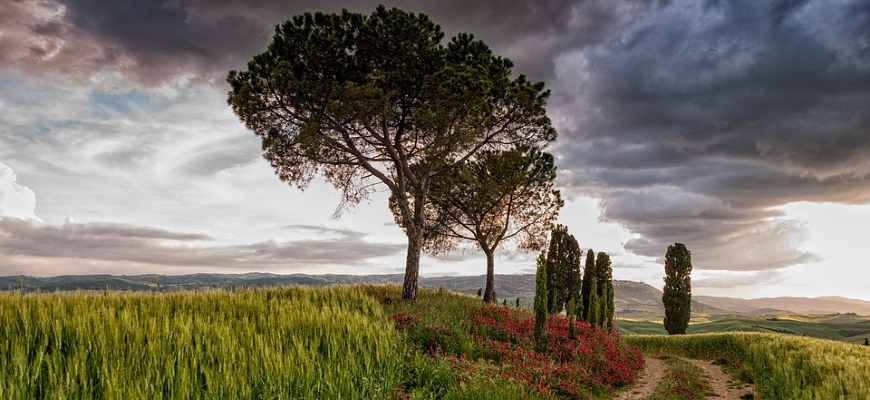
[2,286,869,399]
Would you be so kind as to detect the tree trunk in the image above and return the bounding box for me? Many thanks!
[483,249,496,303]
[401,229,422,301]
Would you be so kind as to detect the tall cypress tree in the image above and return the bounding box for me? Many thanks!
[566,297,577,338]
[606,278,615,330]
[534,252,548,352]
[580,249,596,321]
[595,252,613,329]
[545,225,582,314]
[587,276,599,327]
[663,243,693,335]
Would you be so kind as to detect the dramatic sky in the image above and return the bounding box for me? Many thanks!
[1,0,869,299]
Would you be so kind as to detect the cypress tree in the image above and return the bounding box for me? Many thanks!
[477,288,482,298]
[580,249,596,321]
[606,279,615,330]
[587,276,599,328]
[595,252,614,329]
[567,297,577,338]
[663,243,693,335]
[534,252,548,352]
[545,225,582,314]
[516,297,521,308]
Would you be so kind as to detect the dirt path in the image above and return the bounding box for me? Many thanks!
[617,357,755,400]
[615,357,666,400]
[686,359,755,400]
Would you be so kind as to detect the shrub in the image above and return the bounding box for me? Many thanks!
[472,305,644,397]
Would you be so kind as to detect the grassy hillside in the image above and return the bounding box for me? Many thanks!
[0,286,643,399]
[625,333,870,399]
[696,295,870,315]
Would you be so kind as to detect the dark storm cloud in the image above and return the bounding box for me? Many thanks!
[0,218,406,274]
[552,0,870,270]
[3,0,637,83]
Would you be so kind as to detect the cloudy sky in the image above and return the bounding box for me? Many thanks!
[1,0,869,299]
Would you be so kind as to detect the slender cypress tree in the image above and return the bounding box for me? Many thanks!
[544,225,581,314]
[595,252,614,329]
[567,297,577,338]
[587,276,599,327]
[534,252,549,352]
[580,249,596,321]
[516,297,521,309]
[606,278,615,330]
[662,243,693,335]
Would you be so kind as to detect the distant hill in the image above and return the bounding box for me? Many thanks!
[695,295,870,316]
[3,273,868,317]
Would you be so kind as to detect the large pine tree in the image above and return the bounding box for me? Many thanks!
[227,6,556,300]
[662,243,693,335]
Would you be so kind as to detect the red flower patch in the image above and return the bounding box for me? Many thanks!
[469,306,644,397]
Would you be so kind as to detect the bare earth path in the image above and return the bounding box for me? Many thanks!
[686,359,755,400]
[616,357,756,400]
[615,357,666,400]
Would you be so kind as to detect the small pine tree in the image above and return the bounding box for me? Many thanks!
[580,249,596,321]
[477,288,482,298]
[534,252,548,353]
[663,243,693,335]
[502,299,507,307]
[516,297,521,308]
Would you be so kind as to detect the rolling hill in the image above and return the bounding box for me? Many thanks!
[3,273,869,316]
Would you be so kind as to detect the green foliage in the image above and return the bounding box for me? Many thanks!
[421,148,563,304]
[226,6,557,300]
[595,252,614,329]
[587,276,600,328]
[580,249,596,322]
[567,297,578,338]
[0,287,402,399]
[534,252,548,352]
[605,281,615,330]
[625,332,870,400]
[544,225,582,314]
[663,243,692,335]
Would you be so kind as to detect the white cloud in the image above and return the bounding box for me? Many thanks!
[0,162,40,221]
